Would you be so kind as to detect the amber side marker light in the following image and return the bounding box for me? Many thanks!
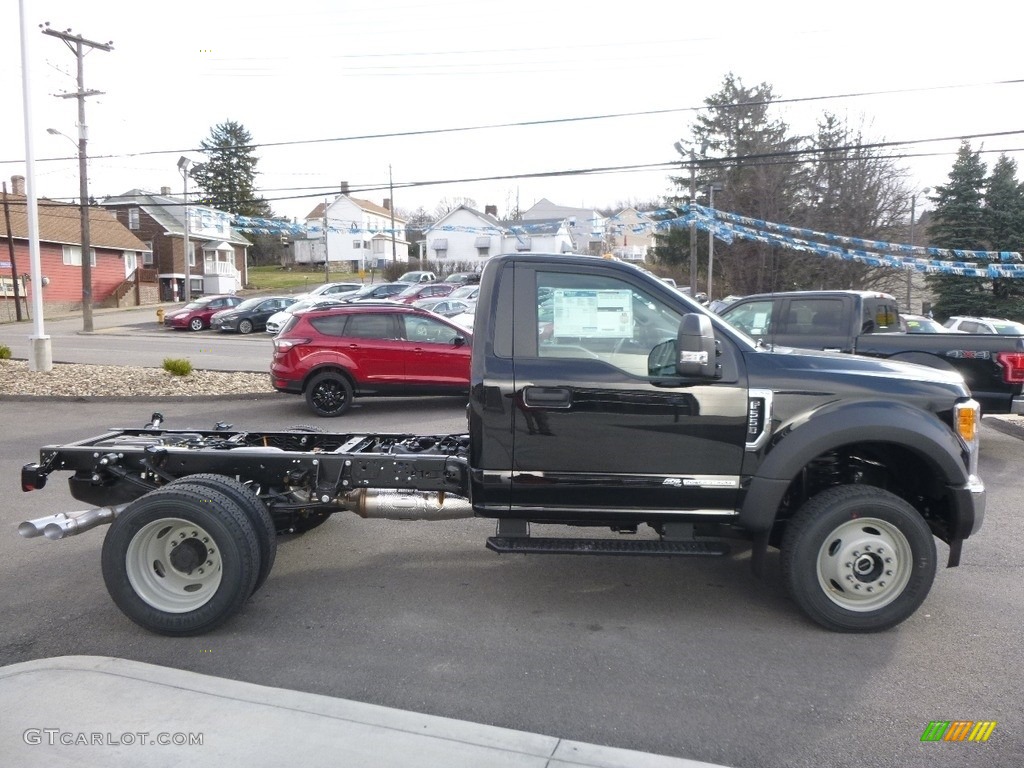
[956,405,978,443]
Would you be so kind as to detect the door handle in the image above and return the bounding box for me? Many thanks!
[522,386,571,408]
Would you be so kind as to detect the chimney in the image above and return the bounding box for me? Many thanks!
[160,186,171,196]
[382,198,391,211]
[11,175,25,196]
[339,181,349,194]
[485,204,497,217]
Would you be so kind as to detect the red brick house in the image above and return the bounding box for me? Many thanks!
[2,176,152,318]
[101,189,250,302]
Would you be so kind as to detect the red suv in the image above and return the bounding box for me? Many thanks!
[164,294,243,331]
[392,282,455,304]
[270,303,472,416]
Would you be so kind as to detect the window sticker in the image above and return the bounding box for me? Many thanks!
[551,289,633,339]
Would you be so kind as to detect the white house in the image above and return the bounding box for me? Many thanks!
[521,198,607,255]
[424,205,504,265]
[424,206,575,267]
[293,194,409,271]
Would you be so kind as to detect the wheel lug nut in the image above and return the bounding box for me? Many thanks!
[852,551,860,557]
[885,570,893,576]
[865,545,871,552]
[866,587,873,593]
[845,562,852,569]
[854,584,861,590]
[885,557,892,564]
[198,568,204,574]
[879,582,886,588]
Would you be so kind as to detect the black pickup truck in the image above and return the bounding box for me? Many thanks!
[20,254,986,636]
[717,290,1024,415]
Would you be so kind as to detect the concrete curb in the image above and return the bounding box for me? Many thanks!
[0,656,726,768]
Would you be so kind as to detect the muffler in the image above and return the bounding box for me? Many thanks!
[343,489,473,520]
[19,505,126,541]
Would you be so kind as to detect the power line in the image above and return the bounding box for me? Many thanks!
[4,77,1022,166]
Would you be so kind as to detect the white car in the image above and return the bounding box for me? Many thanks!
[265,297,346,335]
[942,316,1024,335]
[293,282,364,302]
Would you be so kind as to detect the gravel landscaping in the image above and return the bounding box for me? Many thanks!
[0,360,276,398]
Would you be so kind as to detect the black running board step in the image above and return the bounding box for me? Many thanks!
[486,536,730,557]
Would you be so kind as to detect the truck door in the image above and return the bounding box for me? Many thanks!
[507,264,749,518]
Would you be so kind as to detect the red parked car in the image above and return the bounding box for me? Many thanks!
[164,294,243,331]
[270,303,472,416]
[391,282,455,304]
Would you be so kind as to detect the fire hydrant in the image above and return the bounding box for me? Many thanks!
[156,307,165,326]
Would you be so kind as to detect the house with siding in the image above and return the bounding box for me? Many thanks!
[101,188,250,301]
[1,175,151,318]
[606,207,655,262]
[521,198,607,255]
[423,205,574,269]
[293,193,409,272]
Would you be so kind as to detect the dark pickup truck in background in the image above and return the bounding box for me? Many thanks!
[718,290,1024,415]
[21,255,986,636]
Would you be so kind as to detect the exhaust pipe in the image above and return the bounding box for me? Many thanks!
[343,489,473,520]
[19,505,126,541]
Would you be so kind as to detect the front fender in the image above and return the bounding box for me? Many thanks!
[739,400,970,532]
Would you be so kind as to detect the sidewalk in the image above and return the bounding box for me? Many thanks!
[1,656,727,768]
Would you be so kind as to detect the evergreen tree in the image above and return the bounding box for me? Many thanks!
[985,155,1024,317]
[656,74,908,298]
[925,143,991,319]
[190,120,273,218]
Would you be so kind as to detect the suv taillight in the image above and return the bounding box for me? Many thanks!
[273,337,310,352]
[996,351,1024,383]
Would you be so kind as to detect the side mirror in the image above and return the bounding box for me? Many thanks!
[676,313,718,378]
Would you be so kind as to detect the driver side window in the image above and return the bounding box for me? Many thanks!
[535,271,683,377]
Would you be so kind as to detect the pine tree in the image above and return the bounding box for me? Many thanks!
[984,155,1024,318]
[925,142,991,319]
[190,120,273,218]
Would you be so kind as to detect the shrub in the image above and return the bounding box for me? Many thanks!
[0,345,11,360]
[162,358,193,376]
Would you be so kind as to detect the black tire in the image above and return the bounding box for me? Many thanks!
[238,319,254,334]
[305,371,354,417]
[101,485,260,636]
[780,485,936,632]
[188,317,204,331]
[166,474,276,594]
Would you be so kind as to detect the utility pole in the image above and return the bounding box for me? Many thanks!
[323,198,330,283]
[41,23,113,333]
[389,165,397,265]
[689,149,698,296]
[2,183,24,321]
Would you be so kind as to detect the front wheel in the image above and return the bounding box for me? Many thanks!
[305,371,354,417]
[188,317,204,331]
[101,485,260,635]
[780,485,936,632]
[238,319,254,334]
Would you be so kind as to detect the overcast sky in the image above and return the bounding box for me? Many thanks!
[3,0,1022,225]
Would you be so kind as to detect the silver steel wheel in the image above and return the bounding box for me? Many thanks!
[816,516,912,612]
[125,517,223,613]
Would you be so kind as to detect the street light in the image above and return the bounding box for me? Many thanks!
[907,188,931,312]
[48,126,93,331]
[706,182,724,298]
[177,156,192,302]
